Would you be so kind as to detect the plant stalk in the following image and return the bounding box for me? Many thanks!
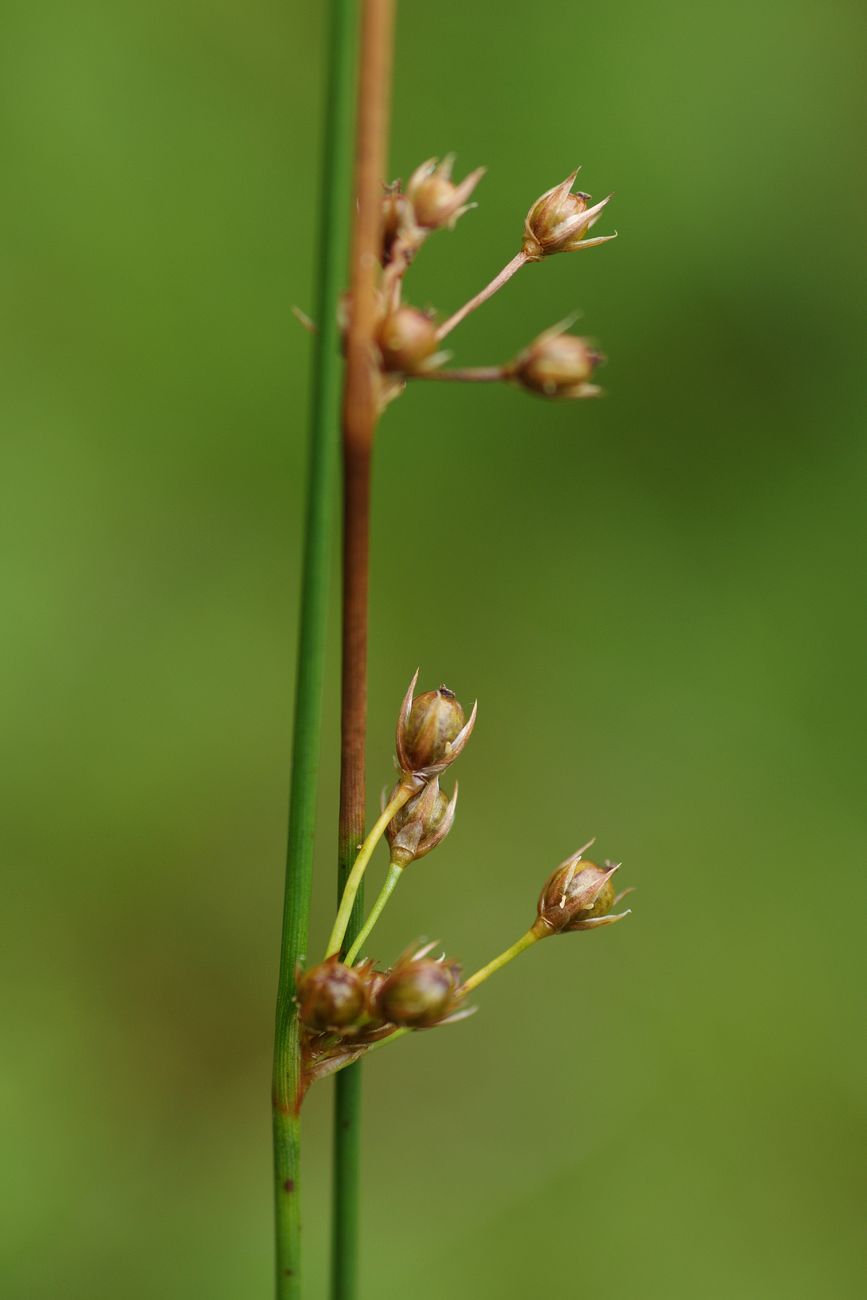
[325,787,412,959]
[271,3,356,1296]
[416,366,507,383]
[436,250,529,339]
[333,4,396,1298]
[345,861,404,964]
[461,926,541,992]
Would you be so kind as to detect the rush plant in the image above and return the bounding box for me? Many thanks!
[273,3,632,1297]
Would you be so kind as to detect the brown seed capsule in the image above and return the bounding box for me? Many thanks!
[395,671,477,778]
[510,322,604,400]
[522,169,616,260]
[378,955,463,1028]
[385,776,458,867]
[296,958,367,1032]
[407,154,485,231]
[375,306,442,375]
[535,850,632,935]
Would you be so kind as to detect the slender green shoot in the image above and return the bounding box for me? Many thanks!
[326,786,413,958]
[461,927,541,993]
[271,3,355,1296]
[345,862,404,964]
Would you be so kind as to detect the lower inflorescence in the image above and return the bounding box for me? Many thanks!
[292,671,633,1107]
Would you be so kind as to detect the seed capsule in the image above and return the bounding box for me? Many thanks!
[407,154,485,231]
[395,672,477,778]
[385,776,458,867]
[522,169,616,260]
[378,955,463,1028]
[375,306,442,375]
[296,958,367,1032]
[511,323,604,400]
[535,850,632,935]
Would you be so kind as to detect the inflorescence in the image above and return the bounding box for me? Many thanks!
[294,155,628,1103]
[365,155,616,407]
[295,673,632,1101]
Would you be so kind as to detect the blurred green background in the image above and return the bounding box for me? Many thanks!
[3,1,865,1296]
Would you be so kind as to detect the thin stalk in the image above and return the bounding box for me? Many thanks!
[333,5,395,1299]
[271,3,355,1297]
[436,250,529,340]
[381,231,422,309]
[461,927,541,993]
[325,788,412,958]
[363,1025,410,1056]
[415,366,506,383]
[345,861,404,964]
[331,1011,467,1077]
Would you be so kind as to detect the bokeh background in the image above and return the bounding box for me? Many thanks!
[3,1,866,1296]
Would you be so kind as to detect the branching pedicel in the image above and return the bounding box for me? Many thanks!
[294,157,629,1103]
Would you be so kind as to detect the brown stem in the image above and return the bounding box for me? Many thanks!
[339,0,394,902]
[436,249,529,340]
[334,4,395,1299]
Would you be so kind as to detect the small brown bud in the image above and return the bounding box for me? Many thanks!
[407,154,485,231]
[522,169,616,260]
[510,322,604,400]
[296,957,368,1032]
[385,776,458,867]
[395,671,477,778]
[535,848,632,935]
[378,953,463,1028]
[375,306,443,376]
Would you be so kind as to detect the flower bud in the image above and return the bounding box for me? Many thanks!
[407,154,485,231]
[396,671,477,778]
[535,849,632,935]
[296,957,368,1032]
[385,776,458,867]
[522,169,616,260]
[510,322,604,399]
[378,954,463,1028]
[375,306,443,376]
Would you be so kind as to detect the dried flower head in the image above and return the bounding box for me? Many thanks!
[522,169,616,260]
[377,945,464,1028]
[535,846,632,935]
[385,776,458,867]
[407,154,485,231]
[396,671,477,778]
[510,320,604,399]
[296,957,372,1032]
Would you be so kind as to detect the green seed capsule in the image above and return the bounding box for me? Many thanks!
[296,959,366,1032]
[378,957,462,1028]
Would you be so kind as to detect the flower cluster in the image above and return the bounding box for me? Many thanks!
[295,675,631,1095]
[291,155,628,1105]
[354,154,616,406]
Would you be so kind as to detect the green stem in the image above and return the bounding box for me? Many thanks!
[326,788,412,959]
[461,926,541,993]
[345,862,404,964]
[271,4,355,1297]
